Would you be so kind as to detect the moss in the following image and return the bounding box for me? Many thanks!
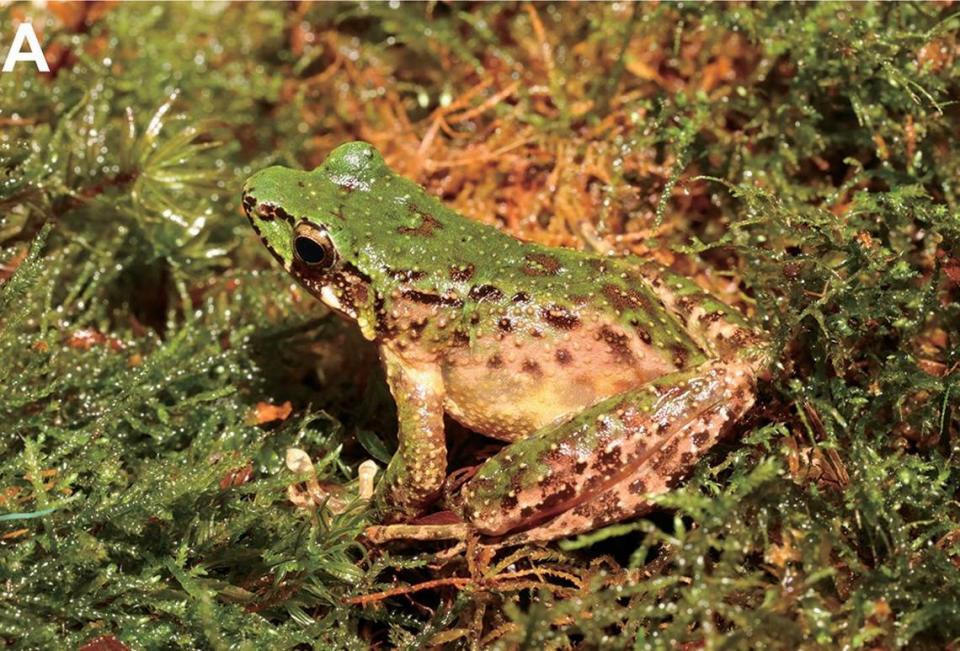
[1,2,958,649]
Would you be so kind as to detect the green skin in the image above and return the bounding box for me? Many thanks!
[243,142,766,543]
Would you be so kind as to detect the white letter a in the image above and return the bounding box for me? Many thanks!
[3,22,50,73]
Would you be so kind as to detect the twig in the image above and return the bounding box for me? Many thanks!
[343,577,473,606]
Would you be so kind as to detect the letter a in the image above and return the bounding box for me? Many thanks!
[3,22,50,73]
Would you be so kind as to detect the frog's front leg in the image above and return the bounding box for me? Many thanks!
[376,347,448,520]
[460,359,757,543]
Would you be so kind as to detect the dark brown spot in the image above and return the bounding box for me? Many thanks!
[629,478,647,494]
[675,296,696,318]
[540,304,580,330]
[538,483,577,513]
[498,318,513,332]
[630,319,653,344]
[373,296,396,338]
[398,206,443,236]
[521,359,542,376]
[242,194,257,214]
[679,452,695,466]
[591,444,622,476]
[257,201,278,221]
[512,291,530,303]
[469,284,504,302]
[654,438,681,468]
[555,349,572,365]
[692,431,710,447]
[671,345,689,368]
[587,258,609,273]
[602,283,658,314]
[665,471,685,489]
[521,252,562,276]
[487,354,504,369]
[452,329,470,347]
[401,289,463,308]
[598,326,634,363]
[449,263,475,282]
[408,318,428,339]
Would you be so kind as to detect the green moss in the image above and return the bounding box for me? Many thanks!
[1,2,958,649]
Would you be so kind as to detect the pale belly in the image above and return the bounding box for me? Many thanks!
[440,329,676,442]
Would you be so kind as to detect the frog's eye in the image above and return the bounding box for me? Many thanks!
[293,223,337,269]
[294,236,327,264]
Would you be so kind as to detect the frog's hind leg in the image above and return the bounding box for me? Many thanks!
[460,359,756,544]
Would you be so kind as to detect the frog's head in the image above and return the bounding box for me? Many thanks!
[241,141,395,324]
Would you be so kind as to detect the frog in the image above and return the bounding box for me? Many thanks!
[241,141,768,544]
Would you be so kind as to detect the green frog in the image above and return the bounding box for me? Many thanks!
[242,142,767,544]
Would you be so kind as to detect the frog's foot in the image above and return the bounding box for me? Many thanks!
[461,359,757,544]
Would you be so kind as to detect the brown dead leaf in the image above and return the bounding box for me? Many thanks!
[248,401,292,425]
[78,636,130,651]
[0,248,27,282]
[625,57,661,82]
[917,38,954,73]
[1,528,30,540]
[66,329,125,352]
[219,463,253,490]
[872,598,892,621]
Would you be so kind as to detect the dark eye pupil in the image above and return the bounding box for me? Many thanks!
[294,236,327,265]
